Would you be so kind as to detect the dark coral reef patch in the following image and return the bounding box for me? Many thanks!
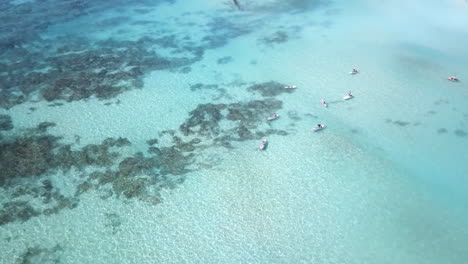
[15,244,64,264]
[247,81,295,97]
[0,35,201,109]
[454,129,467,137]
[180,97,289,149]
[0,134,61,184]
[0,114,13,131]
[0,0,174,56]
[393,120,411,127]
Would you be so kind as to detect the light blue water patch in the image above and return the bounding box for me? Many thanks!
[1,0,468,263]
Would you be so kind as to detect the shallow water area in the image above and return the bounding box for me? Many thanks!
[1,0,468,263]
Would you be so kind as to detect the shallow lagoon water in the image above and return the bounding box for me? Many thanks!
[1,0,468,263]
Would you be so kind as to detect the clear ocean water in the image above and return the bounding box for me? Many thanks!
[1,0,468,263]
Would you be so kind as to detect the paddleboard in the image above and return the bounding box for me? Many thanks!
[267,114,279,121]
[259,140,268,150]
[312,125,326,131]
[320,99,328,107]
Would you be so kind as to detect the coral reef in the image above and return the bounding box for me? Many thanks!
[0,201,40,225]
[454,129,467,137]
[0,77,295,226]
[0,121,197,225]
[246,81,295,97]
[0,0,262,109]
[0,114,13,131]
[1,35,200,109]
[0,134,61,185]
[180,97,287,143]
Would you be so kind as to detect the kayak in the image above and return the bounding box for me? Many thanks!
[267,114,279,121]
[284,85,297,89]
[259,139,268,150]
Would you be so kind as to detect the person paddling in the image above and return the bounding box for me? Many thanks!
[448,74,459,82]
[320,99,328,107]
[349,67,358,75]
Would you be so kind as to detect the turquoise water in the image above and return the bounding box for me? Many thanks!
[1,0,468,263]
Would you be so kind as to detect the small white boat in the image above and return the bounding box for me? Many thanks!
[284,85,297,89]
[448,76,459,82]
[312,124,326,132]
[349,68,358,75]
[343,92,353,100]
[267,114,279,121]
[259,139,268,150]
[320,99,328,107]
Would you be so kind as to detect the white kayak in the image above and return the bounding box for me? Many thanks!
[267,114,279,121]
[284,85,297,89]
[259,139,268,150]
[343,95,353,100]
[312,125,326,131]
[320,99,328,107]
